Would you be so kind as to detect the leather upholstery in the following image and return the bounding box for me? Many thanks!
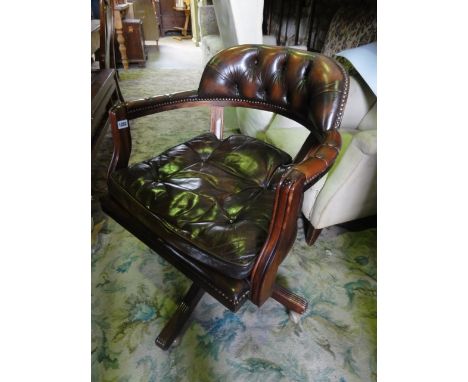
[101,194,251,311]
[198,45,348,133]
[109,133,292,279]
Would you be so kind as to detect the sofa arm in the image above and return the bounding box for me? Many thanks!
[306,129,377,228]
[198,5,219,37]
[353,129,377,155]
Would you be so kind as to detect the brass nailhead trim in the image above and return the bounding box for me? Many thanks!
[128,97,290,118]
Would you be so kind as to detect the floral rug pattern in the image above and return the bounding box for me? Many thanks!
[91,68,376,382]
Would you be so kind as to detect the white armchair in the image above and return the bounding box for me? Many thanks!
[257,43,377,244]
[197,2,377,244]
[198,0,270,65]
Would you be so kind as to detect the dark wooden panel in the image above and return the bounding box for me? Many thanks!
[158,0,187,36]
[115,19,148,66]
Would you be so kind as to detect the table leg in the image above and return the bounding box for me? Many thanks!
[114,9,129,70]
[183,9,190,37]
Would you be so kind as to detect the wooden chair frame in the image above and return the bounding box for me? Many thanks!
[102,90,342,350]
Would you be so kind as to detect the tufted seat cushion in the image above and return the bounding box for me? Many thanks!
[108,133,292,279]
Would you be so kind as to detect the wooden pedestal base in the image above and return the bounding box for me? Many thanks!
[272,284,308,314]
[155,281,308,350]
[155,283,205,350]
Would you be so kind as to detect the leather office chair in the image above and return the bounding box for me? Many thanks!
[101,45,349,350]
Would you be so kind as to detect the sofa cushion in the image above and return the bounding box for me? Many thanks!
[357,102,377,131]
[108,133,292,279]
[237,108,275,137]
[340,74,376,130]
[264,123,310,158]
[201,35,224,65]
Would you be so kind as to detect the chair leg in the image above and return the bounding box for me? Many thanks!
[303,217,322,246]
[271,284,308,314]
[155,283,205,350]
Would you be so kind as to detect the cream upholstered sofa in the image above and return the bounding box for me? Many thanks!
[198,2,377,243]
[198,0,277,65]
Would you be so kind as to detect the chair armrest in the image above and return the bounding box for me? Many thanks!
[250,168,306,306]
[293,130,341,188]
[107,90,206,177]
[124,90,199,119]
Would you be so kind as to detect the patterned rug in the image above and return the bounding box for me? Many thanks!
[91,68,377,382]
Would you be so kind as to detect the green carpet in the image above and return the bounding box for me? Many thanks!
[91,68,377,382]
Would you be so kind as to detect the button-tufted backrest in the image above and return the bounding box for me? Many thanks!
[198,45,349,133]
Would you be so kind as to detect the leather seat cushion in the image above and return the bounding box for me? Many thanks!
[109,133,292,279]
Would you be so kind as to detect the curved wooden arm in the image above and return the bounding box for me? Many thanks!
[250,168,306,306]
[108,92,340,184]
[108,103,131,178]
[107,90,203,178]
[125,90,200,119]
[249,130,341,307]
[293,130,341,189]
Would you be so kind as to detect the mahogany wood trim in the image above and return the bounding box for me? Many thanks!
[108,104,131,178]
[250,168,306,306]
[210,106,224,139]
[272,284,308,314]
[155,283,205,350]
[120,91,325,143]
[294,130,341,188]
[249,131,340,307]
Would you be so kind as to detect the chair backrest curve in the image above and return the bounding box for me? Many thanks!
[198,44,349,133]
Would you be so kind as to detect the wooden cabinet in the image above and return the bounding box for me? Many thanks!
[115,19,148,67]
[158,0,188,36]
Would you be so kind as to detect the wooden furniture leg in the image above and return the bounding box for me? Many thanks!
[210,106,224,139]
[155,283,205,350]
[114,7,129,69]
[173,5,192,40]
[182,8,190,36]
[271,284,308,314]
[303,217,322,246]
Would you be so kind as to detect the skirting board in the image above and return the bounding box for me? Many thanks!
[145,40,158,46]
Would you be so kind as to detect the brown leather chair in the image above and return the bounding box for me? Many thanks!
[101,45,349,350]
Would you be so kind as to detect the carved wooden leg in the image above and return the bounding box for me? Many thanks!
[182,10,189,36]
[303,217,322,246]
[271,284,308,314]
[155,283,204,350]
[114,9,129,70]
